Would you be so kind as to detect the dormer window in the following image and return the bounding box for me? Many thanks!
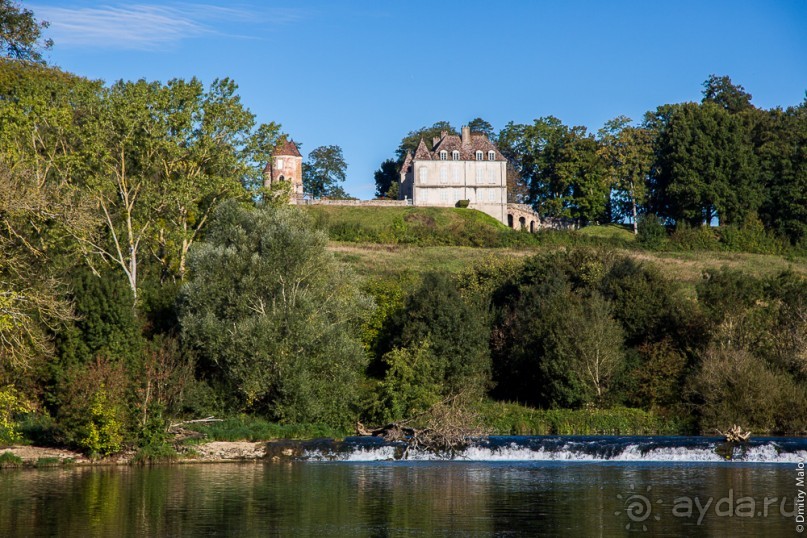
[488,151,496,161]
[440,150,447,161]
[452,151,459,161]
[475,151,483,161]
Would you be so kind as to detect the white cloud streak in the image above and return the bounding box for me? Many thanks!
[32,3,305,51]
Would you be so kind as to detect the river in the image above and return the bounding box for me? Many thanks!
[1,435,804,536]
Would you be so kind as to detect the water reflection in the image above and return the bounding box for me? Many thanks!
[0,462,796,536]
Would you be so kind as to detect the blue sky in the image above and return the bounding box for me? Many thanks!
[30,0,807,199]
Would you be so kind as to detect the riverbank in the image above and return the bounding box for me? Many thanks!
[0,441,272,467]
[5,433,806,467]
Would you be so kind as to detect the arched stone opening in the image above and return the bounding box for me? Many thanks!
[507,214,514,228]
[278,175,285,182]
[530,220,535,233]
[519,216,526,230]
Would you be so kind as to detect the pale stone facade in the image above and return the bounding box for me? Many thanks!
[263,140,304,203]
[399,126,508,224]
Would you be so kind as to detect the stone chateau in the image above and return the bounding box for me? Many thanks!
[265,128,551,232]
[398,126,508,224]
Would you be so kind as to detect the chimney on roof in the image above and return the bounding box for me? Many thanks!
[461,125,471,145]
[432,136,440,147]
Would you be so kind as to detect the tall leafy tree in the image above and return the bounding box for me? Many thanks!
[148,77,272,280]
[648,101,760,226]
[499,117,608,222]
[0,62,98,373]
[0,0,52,62]
[73,77,271,299]
[757,101,807,243]
[598,116,654,233]
[179,202,371,425]
[303,145,348,198]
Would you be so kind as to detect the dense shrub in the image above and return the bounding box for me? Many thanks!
[636,214,667,249]
[380,272,491,396]
[0,385,31,444]
[691,347,807,434]
[375,343,442,423]
[56,359,128,456]
[669,222,721,251]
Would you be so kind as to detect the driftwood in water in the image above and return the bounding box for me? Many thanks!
[717,424,751,443]
[356,394,491,459]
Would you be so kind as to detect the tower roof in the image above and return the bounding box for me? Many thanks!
[274,139,302,157]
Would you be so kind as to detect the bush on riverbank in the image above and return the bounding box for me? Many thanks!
[479,401,692,436]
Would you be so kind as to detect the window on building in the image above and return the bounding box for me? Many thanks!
[488,151,495,161]
[452,166,460,183]
[440,150,447,160]
[488,189,496,201]
[276,158,284,169]
[419,167,429,183]
[440,167,448,184]
[440,190,448,202]
[475,167,484,183]
[475,151,483,161]
[488,167,496,184]
[452,151,460,161]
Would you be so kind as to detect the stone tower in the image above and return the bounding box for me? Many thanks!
[263,139,304,203]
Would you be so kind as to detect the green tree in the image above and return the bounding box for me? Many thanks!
[56,358,129,456]
[395,121,457,161]
[0,62,96,372]
[56,267,143,372]
[563,293,625,403]
[598,116,654,233]
[692,346,806,434]
[467,117,495,140]
[648,101,761,226]
[383,273,491,396]
[377,342,442,422]
[303,145,347,199]
[74,77,268,299]
[373,158,399,198]
[489,255,585,408]
[757,102,807,243]
[702,74,753,114]
[499,117,608,222]
[179,201,372,426]
[0,1,52,62]
[148,77,264,280]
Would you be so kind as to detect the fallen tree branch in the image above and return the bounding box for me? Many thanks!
[356,392,491,459]
[169,416,223,430]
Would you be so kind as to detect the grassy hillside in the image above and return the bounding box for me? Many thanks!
[309,206,807,289]
[306,206,538,247]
